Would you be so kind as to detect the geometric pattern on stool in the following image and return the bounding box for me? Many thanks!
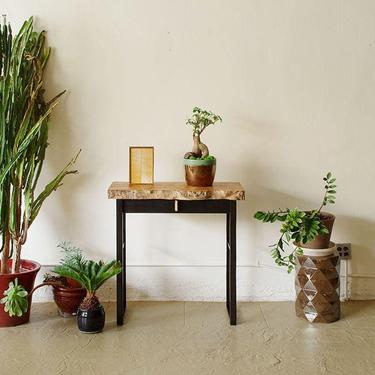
[295,253,340,323]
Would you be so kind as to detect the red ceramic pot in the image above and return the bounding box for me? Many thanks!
[65,278,82,289]
[53,284,86,317]
[0,259,40,327]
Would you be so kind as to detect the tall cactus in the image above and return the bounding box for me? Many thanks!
[0,17,79,274]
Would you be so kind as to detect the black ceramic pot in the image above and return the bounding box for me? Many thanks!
[77,305,105,333]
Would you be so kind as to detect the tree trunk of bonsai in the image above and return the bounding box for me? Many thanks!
[191,135,201,156]
[185,135,209,159]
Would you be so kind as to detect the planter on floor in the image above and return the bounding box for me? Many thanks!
[0,260,40,327]
[77,304,105,334]
[53,283,86,317]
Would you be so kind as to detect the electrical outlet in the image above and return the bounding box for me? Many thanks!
[336,243,352,259]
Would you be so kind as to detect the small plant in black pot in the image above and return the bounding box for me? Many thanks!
[254,172,337,272]
[52,246,121,333]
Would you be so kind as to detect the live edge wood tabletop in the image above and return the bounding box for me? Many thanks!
[107,182,245,326]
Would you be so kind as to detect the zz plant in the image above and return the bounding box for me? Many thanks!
[254,172,337,273]
[0,17,79,274]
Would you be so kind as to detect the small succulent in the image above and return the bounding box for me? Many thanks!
[0,279,28,317]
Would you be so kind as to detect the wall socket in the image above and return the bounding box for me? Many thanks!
[336,243,352,259]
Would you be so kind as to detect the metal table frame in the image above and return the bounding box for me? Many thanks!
[116,199,237,325]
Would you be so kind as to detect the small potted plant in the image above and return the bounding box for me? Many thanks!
[52,247,121,333]
[0,17,79,326]
[44,243,86,317]
[184,107,222,186]
[254,172,337,272]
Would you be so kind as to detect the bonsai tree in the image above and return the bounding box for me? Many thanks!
[0,17,80,274]
[184,107,222,160]
[52,246,121,310]
[254,172,337,272]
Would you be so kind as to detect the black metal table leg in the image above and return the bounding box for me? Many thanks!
[123,207,127,313]
[226,209,230,313]
[115,198,237,326]
[228,201,237,325]
[116,200,125,325]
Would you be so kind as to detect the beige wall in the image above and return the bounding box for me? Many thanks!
[2,0,375,300]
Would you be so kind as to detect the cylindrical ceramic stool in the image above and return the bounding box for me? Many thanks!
[295,242,340,323]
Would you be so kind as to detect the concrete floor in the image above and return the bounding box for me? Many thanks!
[0,301,374,375]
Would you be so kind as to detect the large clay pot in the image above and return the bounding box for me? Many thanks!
[77,305,105,333]
[0,259,40,327]
[300,212,335,249]
[184,158,216,187]
[53,284,86,317]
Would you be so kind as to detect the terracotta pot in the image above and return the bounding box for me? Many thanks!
[77,305,105,333]
[65,278,82,289]
[53,285,86,317]
[184,158,216,187]
[300,212,335,249]
[0,259,40,327]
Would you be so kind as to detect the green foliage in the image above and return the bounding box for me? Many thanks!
[52,243,122,294]
[57,241,82,267]
[0,17,79,272]
[320,172,337,210]
[0,278,28,317]
[186,107,222,136]
[187,155,216,160]
[254,172,337,272]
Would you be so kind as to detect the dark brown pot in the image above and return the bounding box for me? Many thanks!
[184,159,216,187]
[53,285,86,317]
[0,259,40,327]
[65,278,82,289]
[301,212,335,249]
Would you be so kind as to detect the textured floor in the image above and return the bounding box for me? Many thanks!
[0,301,374,375]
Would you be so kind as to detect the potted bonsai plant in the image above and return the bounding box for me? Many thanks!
[44,243,86,317]
[0,17,80,326]
[184,107,222,186]
[254,172,337,273]
[52,246,121,333]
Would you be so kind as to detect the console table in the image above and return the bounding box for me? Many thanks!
[107,182,245,326]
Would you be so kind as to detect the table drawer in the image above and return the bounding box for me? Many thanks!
[122,199,232,213]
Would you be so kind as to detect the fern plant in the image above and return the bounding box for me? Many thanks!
[52,243,122,310]
[254,172,337,273]
[0,17,80,274]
